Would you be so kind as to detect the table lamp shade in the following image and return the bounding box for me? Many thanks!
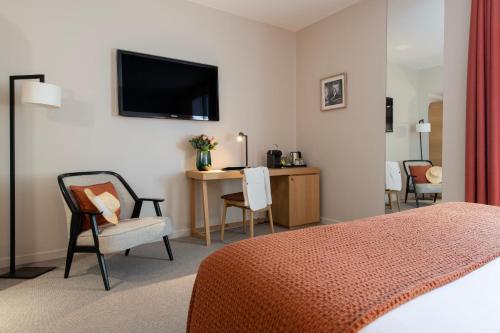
[21,81,61,108]
[416,122,431,133]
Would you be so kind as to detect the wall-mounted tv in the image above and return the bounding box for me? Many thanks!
[117,50,219,121]
[386,97,393,132]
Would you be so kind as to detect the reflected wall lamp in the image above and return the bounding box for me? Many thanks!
[0,75,62,279]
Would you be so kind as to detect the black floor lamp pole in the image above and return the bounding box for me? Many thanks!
[419,132,423,160]
[418,118,425,161]
[1,74,56,279]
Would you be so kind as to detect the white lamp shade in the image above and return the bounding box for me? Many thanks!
[416,122,431,133]
[21,81,62,108]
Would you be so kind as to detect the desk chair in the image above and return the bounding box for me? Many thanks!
[220,167,274,239]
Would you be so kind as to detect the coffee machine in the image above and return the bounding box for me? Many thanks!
[267,149,282,168]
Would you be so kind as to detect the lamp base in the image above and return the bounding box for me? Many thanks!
[0,266,56,279]
[221,166,246,171]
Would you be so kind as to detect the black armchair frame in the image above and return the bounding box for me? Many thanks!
[57,171,173,291]
[402,160,438,208]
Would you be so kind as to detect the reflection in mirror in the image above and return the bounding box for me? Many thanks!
[385,0,444,213]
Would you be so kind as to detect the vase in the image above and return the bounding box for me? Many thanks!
[196,150,212,171]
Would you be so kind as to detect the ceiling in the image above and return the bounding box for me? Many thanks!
[185,0,443,69]
[186,0,361,31]
[387,0,444,70]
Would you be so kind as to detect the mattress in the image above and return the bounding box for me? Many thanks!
[362,257,500,333]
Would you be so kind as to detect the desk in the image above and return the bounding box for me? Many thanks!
[186,167,321,246]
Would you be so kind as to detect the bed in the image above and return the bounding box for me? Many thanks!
[187,202,500,333]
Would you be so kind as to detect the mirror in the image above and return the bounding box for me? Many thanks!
[385,0,444,213]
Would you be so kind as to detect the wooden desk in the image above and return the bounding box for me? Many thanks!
[186,167,321,246]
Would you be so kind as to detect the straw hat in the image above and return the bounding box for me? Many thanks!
[425,166,443,184]
[84,188,120,224]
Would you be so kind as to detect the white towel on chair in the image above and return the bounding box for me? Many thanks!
[242,167,272,211]
[385,161,402,191]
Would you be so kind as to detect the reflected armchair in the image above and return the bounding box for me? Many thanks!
[402,160,442,208]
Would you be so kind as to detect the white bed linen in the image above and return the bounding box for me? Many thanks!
[361,257,500,333]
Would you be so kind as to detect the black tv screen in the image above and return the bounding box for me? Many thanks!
[117,50,219,121]
[386,97,393,132]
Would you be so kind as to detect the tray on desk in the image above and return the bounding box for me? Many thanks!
[276,164,308,168]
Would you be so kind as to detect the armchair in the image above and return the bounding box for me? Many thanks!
[402,160,442,208]
[57,171,173,290]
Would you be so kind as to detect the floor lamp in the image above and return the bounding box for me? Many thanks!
[416,119,431,160]
[0,75,62,279]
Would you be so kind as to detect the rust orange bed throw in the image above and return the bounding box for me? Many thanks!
[187,203,500,333]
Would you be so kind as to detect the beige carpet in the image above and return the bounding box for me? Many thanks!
[385,198,440,214]
[0,224,284,333]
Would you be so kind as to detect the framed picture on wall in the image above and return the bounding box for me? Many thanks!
[321,72,346,111]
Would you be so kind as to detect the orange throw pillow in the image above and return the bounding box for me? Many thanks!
[70,182,121,231]
[409,165,431,184]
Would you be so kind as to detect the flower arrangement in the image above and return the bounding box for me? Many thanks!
[189,134,218,151]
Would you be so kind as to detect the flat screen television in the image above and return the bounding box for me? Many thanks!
[386,97,393,132]
[117,50,219,121]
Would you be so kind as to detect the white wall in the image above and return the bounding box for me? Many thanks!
[419,66,444,118]
[0,0,297,266]
[386,63,421,162]
[442,0,471,202]
[386,63,443,163]
[418,65,444,159]
[296,0,387,222]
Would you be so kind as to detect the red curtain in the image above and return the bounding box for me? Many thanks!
[466,0,500,205]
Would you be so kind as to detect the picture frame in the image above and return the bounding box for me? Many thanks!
[321,72,347,111]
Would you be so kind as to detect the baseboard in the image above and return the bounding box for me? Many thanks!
[169,228,191,239]
[0,248,67,269]
[321,216,342,224]
[0,227,195,269]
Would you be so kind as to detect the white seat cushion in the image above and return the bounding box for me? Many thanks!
[77,216,172,254]
[415,183,442,194]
